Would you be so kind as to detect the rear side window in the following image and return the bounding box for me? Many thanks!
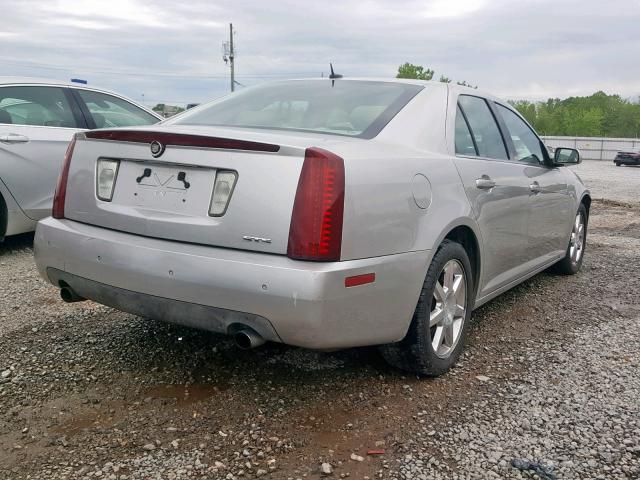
[76,90,158,128]
[455,105,477,156]
[496,104,545,165]
[0,86,77,128]
[171,80,424,139]
[458,95,508,160]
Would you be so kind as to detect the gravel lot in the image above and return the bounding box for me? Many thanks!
[1,160,638,480]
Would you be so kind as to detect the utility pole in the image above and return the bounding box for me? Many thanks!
[229,23,235,92]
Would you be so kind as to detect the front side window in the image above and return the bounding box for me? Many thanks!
[458,95,508,160]
[496,104,545,165]
[170,80,424,139]
[77,90,158,128]
[0,86,77,127]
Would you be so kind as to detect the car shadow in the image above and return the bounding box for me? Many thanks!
[0,232,34,255]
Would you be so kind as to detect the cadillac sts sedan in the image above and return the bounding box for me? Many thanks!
[34,79,589,376]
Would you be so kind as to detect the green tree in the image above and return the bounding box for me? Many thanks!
[396,63,434,80]
[511,91,640,137]
[396,63,476,88]
[456,80,476,89]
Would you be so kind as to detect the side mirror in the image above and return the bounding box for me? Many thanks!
[554,147,581,165]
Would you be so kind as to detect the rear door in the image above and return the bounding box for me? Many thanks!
[494,103,572,265]
[452,95,532,297]
[0,85,85,220]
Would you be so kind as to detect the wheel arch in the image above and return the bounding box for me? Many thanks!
[443,225,481,297]
[431,218,483,298]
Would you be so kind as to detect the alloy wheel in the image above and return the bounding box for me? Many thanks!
[429,259,466,359]
[569,213,585,264]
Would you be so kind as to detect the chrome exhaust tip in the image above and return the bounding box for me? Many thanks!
[234,329,266,349]
[60,286,85,303]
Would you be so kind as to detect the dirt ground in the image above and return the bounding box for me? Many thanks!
[0,161,638,479]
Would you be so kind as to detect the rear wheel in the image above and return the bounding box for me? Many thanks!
[380,240,474,376]
[615,161,621,166]
[552,204,587,275]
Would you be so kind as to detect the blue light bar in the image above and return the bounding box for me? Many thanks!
[70,78,88,84]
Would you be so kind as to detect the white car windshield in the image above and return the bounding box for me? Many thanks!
[170,80,423,139]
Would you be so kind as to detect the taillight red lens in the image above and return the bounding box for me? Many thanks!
[52,134,78,219]
[287,147,345,261]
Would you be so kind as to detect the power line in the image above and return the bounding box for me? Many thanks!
[0,58,316,79]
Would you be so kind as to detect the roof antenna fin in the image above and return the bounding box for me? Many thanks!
[329,62,342,87]
[329,63,343,79]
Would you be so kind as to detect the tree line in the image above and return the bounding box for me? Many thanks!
[397,63,640,138]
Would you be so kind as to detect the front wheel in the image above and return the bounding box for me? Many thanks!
[379,240,474,376]
[552,204,588,275]
[615,161,621,167]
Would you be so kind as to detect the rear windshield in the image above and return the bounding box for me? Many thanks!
[170,80,424,139]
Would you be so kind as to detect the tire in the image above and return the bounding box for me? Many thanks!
[0,193,6,242]
[552,204,588,275]
[379,240,474,376]
[615,162,621,167]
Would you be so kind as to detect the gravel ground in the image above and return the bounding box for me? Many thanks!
[1,160,639,479]
[570,160,639,205]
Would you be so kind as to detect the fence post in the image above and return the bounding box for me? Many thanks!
[600,139,604,161]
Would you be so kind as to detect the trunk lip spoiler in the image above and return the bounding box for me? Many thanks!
[84,130,280,153]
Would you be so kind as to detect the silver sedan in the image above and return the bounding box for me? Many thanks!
[0,77,162,241]
[33,79,590,375]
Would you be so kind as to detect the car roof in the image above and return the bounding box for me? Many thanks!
[0,76,142,100]
[0,76,81,87]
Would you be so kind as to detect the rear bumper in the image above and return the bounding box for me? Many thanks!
[34,218,428,349]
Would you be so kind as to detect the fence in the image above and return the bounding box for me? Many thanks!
[541,136,640,161]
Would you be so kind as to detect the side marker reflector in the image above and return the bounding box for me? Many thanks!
[345,273,376,288]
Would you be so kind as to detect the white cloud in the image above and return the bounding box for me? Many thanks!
[422,0,485,18]
[1,0,639,105]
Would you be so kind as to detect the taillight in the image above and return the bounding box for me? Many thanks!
[287,147,345,261]
[96,158,120,201]
[52,134,78,219]
[209,170,238,216]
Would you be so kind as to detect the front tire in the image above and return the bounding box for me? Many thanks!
[552,204,587,275]
[380,240,474,376]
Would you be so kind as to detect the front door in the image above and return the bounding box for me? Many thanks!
[493,103,573,267]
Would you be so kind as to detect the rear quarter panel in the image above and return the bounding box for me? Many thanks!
[336,143,476,261]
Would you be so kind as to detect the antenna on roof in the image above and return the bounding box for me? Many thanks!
[329,63,342,87]
[329,63,342,79]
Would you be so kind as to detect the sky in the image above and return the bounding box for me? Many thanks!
[1,0,639,107]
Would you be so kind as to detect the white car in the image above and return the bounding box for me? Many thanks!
[0,77,162,241]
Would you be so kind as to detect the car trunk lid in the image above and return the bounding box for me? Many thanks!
[63,127,322,255]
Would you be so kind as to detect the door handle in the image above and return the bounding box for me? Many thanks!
[475,176,496,190]
[0,133,30,144]
[529,181,541,194]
